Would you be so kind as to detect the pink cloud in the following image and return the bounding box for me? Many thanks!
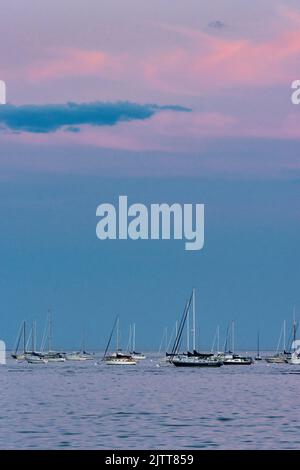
[26,47,123,82]
[141,20,300,93]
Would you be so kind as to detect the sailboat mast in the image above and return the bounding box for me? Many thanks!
[31,321,35,352]
[257,331,260,356]
[192,288,196,351]
[217,325,220,352]
[187,306,190,352]
[116,317,120,352]
[23,320,26,354]
[293,307,297,347]
[283,319,286,352]
[232,321,235,354]
[47,310,53,352]
[133,323,136,352]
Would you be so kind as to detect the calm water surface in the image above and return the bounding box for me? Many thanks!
[1,354,300,449]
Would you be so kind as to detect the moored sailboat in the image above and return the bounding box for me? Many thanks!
[11,320,27,360]
[169,289,223,368]
[221,322,253,365]
[255,331,262,361]
[128,323,146,360]
[102,317,136,365]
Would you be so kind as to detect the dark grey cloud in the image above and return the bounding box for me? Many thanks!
[208,20,227,30]
[0,101,191,134]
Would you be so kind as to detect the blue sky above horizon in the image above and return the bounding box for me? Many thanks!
[0,1,300,349]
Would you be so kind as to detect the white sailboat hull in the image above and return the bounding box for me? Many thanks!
[289,348,300,365]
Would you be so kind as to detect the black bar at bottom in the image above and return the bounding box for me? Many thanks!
[0,450,298,466]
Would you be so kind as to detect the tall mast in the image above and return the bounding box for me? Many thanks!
[175,321,178,338]
[127,324,132,352]
[232,321,235,354]
[186,305,190,352]
[293,307,297,349]
[217,325,220,352]
[81,327,86,352]
[283,319,286,352]
[31,321,35,352]
[192,288,196,351]
[23,320,26,354]
[165,327,168,352]
[257,331,260,356]
[116,317,120,352]
[48,310,53,352]
[132,323,136,352]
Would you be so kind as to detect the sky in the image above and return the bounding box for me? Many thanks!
[0,0,300,350]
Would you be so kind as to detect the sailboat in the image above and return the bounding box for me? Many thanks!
[102,317,136,365]
[169,289,223,368]
[265,320,288,363]
[66,331,94,361]
[286,311,300,364]
[24,320,47,364]
[129,323,146,360]
[290,347,300,365]
[11,320,27,360]
[255,332,262,361]
[221,322,253,365]
[39,311,65,362]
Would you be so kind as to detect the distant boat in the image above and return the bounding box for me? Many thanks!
[39,311,65,362]
[128,323,146,360]
[169,289,223,368]
[25,355,48,364]
[65,332,94,361]
[290,347,300,365]
[11,320,27,360]
[255,332,262,361]
[221,322,253,365]
[222,354,253,365]
[265,355,286,364]
[172,354,222,368]
[105,353,137,365]
[102,316,136,365]
[65,352,88,361]
[286,311,299,364]
[265,320,289,364]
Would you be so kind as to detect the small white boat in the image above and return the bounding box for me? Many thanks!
[46,356,66,363]
[265,354,287,364]
[105,355,136,365]
[25,355,48,364]
[223,354,253,365]
[65,353,87,361]
[131,352,146,360]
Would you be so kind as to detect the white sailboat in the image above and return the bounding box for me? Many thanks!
[290,346,300,365]
[265,320,288,363]
[221,321,253,365]
[103,317,136,365]
[39,311,65,362]
[129,323,146,360]
[65,352,88,361]
[26,355,48,364]
[66,332,94,361]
